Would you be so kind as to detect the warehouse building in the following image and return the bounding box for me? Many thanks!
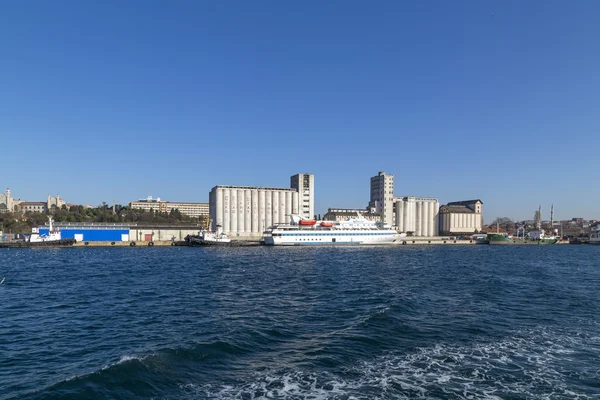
[438,200,483,235]
[38,222,201,242]
[38,223,131,242]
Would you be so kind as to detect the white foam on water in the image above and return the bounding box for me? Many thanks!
[99,354,152,371]
[180,326,599,399]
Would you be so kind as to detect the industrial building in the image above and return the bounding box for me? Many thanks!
[394,196,440,236]
[369,172,395,226]
[290,173,314,219]
[39,223,130,242]
[209,173,315,238]
[130,196,209,219]
[38,222,201,242]
[209,186,299,238]
[438,200,483,235]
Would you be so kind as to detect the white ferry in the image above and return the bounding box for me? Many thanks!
[263,214,402,246]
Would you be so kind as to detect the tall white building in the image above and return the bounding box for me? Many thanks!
[290,173,314,219]
[369,172,394,225]
[394,196,439,236]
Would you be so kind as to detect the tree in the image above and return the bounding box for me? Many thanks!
[491,217,515,233]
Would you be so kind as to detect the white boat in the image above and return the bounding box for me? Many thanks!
[263,213,402,246]
[198,230,232,245]
[589,225,600,244]
[29,216,62,243]
[0,216,76,248]
[188,225,232,246]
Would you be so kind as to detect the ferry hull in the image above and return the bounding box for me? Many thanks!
[263,232,400,246]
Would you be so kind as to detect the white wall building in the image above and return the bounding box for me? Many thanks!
[209,186,300,237]
[130,196,209,219]
[369,172,394,226]
[438,200,483,236]
[290,173,314,219]
[394,196,439,237]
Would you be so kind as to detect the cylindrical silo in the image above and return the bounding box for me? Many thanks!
[244,189,251,233]
[292,191,299,214]
[223,188,231,234]
[230,189,238,234]
[237,189,244,234]
[405,200,411,232]
[423,201,430,237]
[285,191,292,223]
[410,201,415,235]
[279,191,286,224]
[272,191,279,225]
[251,189,258,233]
[395,200,404,231]
[415,202,422,236]
[433,202,440,236]
[259,190,265,233]
[265,191,272,228]
[428,202,434,237]
[420,201,426,236]
[216,188,223,232]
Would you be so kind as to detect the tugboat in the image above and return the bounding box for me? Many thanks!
[0,216,76,248]
[187,225,232,246]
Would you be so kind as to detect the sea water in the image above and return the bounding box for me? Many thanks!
[1,245,600,399]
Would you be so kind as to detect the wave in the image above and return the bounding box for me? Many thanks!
[16,326,600,399]
[16,340,250,400]
[181,326,600,399]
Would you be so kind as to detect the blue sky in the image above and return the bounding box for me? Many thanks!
[1,1,599,222]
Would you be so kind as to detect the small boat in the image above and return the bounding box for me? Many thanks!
[187,225,233,246]
[299,219,317,226]
[320,221,333,227]
[0,216,75,248]
[198,230,232,245]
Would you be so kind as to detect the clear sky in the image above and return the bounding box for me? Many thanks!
[1,1,599,222]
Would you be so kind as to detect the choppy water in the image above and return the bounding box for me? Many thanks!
[1,245,600,399]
